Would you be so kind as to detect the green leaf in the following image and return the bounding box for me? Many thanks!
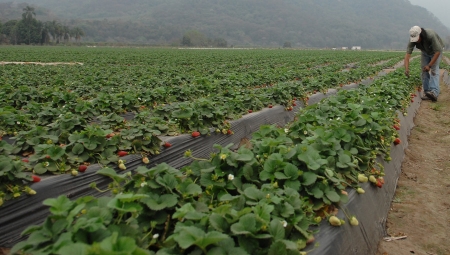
[253,203,274,223]
[243,186,263,201]
[47,146,66,160]
[99,232,137,252]
[297,144,327,170]
[71,143,85,155]
[57,243,90,255]
[274,172,288,180]
[107,197,143,213]
[325,189,341,203]
[269,219,285,241]
[177,181,202,197]
[43,195,73,216]
[230,214,259,235]
[33,163,48,174]
[209,214,230,232]
[284,180,300,190]
[301,172,318,186]
[353,118,366,126]
[172,203,198,220]
[283,163,299,180]
[172,108,193,119]
[268,240,287,255]
[311,186,324,199]
[156,173,178,191]
[143,193,178,211]
[96,167,126,183]
[174,226,228,250]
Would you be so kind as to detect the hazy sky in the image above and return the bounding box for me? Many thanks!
[408,0,450,29]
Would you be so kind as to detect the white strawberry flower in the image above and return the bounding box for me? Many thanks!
[17,121,20,124]
[281,220,288,227]
[228,174,234,181]
[303,130,308,135]
[152,233,159,239]
[140,181,147,187]
[284,128,289,133]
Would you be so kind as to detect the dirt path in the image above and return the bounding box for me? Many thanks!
[376,74,450,255]
[0,61,83,65]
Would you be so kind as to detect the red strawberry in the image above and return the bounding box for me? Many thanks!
[248,109,253,113]
[45,155,51,159]
[117,151,128,157]
[79,165,88,172]
[163,142,172,148]
[393,125,400,130]
[268,104,273,108]
[376,179,383,188]
[393,138,401,145]
[32,175,41,183]
[227,129,233,135]
[192,131,200,138]
[293,103,297,106]
[22,158,29,163]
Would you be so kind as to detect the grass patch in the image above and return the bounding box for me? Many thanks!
[431,103,443,111]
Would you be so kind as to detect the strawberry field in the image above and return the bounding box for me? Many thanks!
[0,46,432,254]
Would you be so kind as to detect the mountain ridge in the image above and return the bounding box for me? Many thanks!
[1,0,449,48]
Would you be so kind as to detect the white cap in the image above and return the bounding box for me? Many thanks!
[409,26,421,42]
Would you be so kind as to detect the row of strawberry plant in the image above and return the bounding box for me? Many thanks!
[0,56,403,137]
[9,66,421,254]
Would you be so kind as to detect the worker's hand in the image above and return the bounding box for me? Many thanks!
[404,69,410,78]
[423,65,431,72]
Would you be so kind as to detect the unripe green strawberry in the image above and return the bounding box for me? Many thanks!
[356,188,365,194]
[0,197,3,206]
[119,163,126,170]
[350,216,359,226]
[28,189,37,195]
[369,175,377,183]
[329,216,341,226]
[142,157,150,164]
[184,150,192,157]
[71,170,78,176]
[358,174,368,183]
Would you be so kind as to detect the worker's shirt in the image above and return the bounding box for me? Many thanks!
[406,29,444,55]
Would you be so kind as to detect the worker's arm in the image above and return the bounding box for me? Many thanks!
[404,53,411,77]
[423,51,441,72]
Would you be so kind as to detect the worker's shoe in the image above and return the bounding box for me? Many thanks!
[425,91,438,102]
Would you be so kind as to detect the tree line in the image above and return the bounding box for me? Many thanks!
[0,6,85,45]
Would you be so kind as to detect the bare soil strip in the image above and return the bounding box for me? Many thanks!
[376,70,450,255]
[0,61,83,66]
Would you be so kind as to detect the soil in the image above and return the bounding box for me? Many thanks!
[0,61,83,65]
[376,72,450,255]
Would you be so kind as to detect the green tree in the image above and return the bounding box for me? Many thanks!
[22,5,36,44]
[283,42,292,48]
[182,30,208,47]
[212,38,227,48]
[71,27,85,43]
[181,35,192,46]
[2,20,19,44]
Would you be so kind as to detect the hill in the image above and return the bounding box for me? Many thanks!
[1,0,449,48]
